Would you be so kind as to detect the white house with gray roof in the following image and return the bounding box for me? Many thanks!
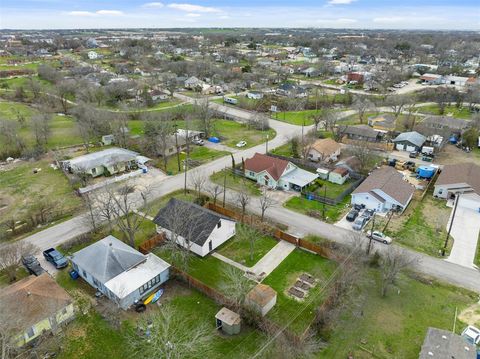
[392,131,426,152]
[153,199,236,257]
[70,236,170,309]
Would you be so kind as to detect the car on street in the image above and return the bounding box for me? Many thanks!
[21,255,45,276]
[43,248,68,269]
[236,140,247,148]
[462,325,480,345]
[352,216,368,230]
[192,139,204,146]
[346,209,359,222]
[366,230,392,244]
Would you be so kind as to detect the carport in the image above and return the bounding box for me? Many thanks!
[281,168,318,192]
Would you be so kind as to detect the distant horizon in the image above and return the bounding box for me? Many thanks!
[1,1,479,31]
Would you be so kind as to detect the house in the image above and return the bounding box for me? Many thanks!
[87,51,98,60]
[244,153,318,191]
[368,114,396,132]
[245,284,277,317]
[351,166,415,213]
[340,125,383,142]
[308,138,341,162]
[393,131,426,152]
[433,163,480,208]
[419,327,476,359]
[335,156,362,175]
[153,199,236,257]
[276,83,307,98]
[246,91,264,100]
[0,274,74,347]
[70,236,170,310]
[215,307,241,335]
[62,148,148,178]
[416,115,471,136]
[184,76,204,90]
[328,167,349,185]
[420,73,443,85]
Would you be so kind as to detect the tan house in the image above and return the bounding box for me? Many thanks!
[245,284,277,317]
[308,138,341,162]
[0,273,74,347]
[328,167,349,185]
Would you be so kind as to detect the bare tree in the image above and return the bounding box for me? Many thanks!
[352,96,374,124]
[386,95,408,119]
[195,96,214,137]
[259,189,276,221]
[206,184,222,205]
[344,141,379,175]
[31,113,51,147]
[220,265,252,307]
[380,247,418,297]
[0,241,37,283]
[93,187,116,232]
[56,80,77,114]
[189,171,207,200]
[126,306,214,359]
[235,183,251,221]
[143,114,175,170]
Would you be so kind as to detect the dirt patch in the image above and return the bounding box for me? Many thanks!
[459,302,480,328]
[436,145,480,166]
[0,192,13,212]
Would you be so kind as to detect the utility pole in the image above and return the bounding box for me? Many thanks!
[173,124,181,172]
[222,167,227,208]
[442,193,460,256]
[366,212,376,255]
[265,134,269,154]
[184,126,189,195]
[322,185,327,219]
[382,210,393,234]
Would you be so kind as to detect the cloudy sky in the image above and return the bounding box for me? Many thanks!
[1,0,479,30]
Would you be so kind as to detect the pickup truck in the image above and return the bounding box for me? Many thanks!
[42,248,68,269]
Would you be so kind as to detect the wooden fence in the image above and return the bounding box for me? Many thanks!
[138,233,166,254]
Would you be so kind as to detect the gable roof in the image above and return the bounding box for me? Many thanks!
[0,273,72,332]
[420,116,471,131]
[310,138,341,156]
[435,163,480,194]
[71,235,146,284]
[336,156,361,173]
[341,125,380,139]
[245,153,289,181]
[352,166,415,206]
[153,198,234,247]
[392,131,426,147]
[67,147,139,172]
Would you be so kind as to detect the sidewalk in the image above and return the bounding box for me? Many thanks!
[250,240,295,277]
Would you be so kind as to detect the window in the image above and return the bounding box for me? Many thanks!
[82,270,87,277]
[438,189,443,195]
[91,167,97,175]
[93,277,100,287]
[26,327,35,338]
[140,274,162,295]
[217,221,221,228]
[249,171,255,176]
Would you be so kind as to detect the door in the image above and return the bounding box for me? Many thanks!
[216,319,222,329]
[208,241,213,252]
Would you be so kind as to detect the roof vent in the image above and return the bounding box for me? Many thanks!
[441,335,447,340]
[465,346,470,351]
[109,242,113,246]
[427,351,433,356]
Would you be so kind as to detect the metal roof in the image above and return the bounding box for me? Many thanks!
[281,168,318,187]
[66,147,140,172]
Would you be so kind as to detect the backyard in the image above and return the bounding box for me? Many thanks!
[416,104,473,119]
[284,195,351,223]
[211,119,275,149]
[163,146,229,175]
[210,169,261,196]
[304,178,354,200]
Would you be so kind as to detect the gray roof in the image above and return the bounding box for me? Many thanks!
[392,131,426,147]
[420,116,471,131]
[341,125,380,139]
[66,148,139,172]
[153,198,234,246]
[70,236,146,284]
[419,327,476,359]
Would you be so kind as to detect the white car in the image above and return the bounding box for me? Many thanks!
[366,230,392,244]
[462,325,480,345]
[236,141,247,148]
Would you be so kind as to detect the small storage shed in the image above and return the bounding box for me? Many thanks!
[215,307,241,335]
[245,284,277,317]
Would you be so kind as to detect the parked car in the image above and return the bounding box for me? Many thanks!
[236,140,247,148]
[362,209,375,219]
[409,151,418,158]
[366,230,392,244]
[422,156,433,162]
[353,204,365,211]
[43,248,68,269]
[352,216,368,230]
[346,209,359,222]
[192,139,204,146]
[402,161,416,170]
[462,325,480,345]
[21,255,45,276]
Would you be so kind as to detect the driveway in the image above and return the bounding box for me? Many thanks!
[250,240,295,278]
[446,206,480,268]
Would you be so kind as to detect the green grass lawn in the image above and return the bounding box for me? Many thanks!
[216,227,278,267]
[273,109,320,126]
[269,142,296,157]
[262,248,338,334]
[321,270,477,358]
[304,178,353,199]
[0,266,29,288]
[416,104,473,119]
[210,169,261,196]
[163,146,229,175]
[0,159,82,225]
[211,119,275,149]
[284,195,350,223]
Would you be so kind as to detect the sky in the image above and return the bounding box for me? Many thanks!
[1,0,479,30]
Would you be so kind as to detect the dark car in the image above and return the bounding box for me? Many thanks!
[346,209,359,222]
[362,209,375,219]
[402,161,416,170]
[353,204,365,211]
[21,255,45,276]
[43,248,68,269]
[409,151,418,158]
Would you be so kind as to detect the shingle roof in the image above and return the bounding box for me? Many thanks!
[435,163,480,194]
[352,166,415,206]
[70,235,146,283]
[153,198,234,246]
[310,138,341,157]
[0,273,72,331]
[392,131,426,147]
[419,327,476,359]
[245,153,289,181]
[420,116,471,131]
[341,125,379,139]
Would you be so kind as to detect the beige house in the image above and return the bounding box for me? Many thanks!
[308,138,341,162]
[245,284,277,317]
[0,273,75,347]
[328,167,349,185]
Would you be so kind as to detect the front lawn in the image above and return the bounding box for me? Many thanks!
[262,248,338,334]
[163,146,229,175]
[211,119,275,149]
[216,226,278,267]
[284,195,350,223]
[304,178,354,199]
[416,104,473,119]
[273,109,319,126]
[321,271,477,358]
[145,189,197,217]
[210,169,261,196]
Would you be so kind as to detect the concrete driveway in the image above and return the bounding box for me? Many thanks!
[446,206,480,269]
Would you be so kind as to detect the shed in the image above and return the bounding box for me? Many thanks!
[245,284,277,317]
[215,307,241,335]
